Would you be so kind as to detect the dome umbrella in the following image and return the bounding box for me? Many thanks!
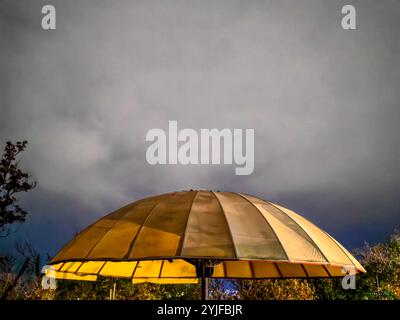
[46,191,366,299]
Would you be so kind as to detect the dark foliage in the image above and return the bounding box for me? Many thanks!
[0,141,36,237]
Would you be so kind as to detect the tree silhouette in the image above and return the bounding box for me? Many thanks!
[0,141,36,237]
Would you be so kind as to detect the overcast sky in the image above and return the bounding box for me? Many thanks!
[1,0,399,258]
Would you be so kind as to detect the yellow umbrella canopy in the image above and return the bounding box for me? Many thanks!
[48,191,365,285]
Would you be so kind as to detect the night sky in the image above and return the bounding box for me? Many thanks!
[1,0,399,260]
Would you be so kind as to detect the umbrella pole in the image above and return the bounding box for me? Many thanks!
[201,275,208,300]
[190,259,213,300]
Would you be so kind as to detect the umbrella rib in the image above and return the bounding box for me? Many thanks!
[73,261,85,275]
[124,192,176,259]
[237,193,290,261]
[300,264,309,278]
[248,261,255,278]
[131,261,140,280]
[51,207,128,263]
[322,265,332,277]
[274,263,283,277]
[178,190,199,256]
[222,261,227,277]
[158,260,165,279]
[56,262,65,272]
[96,261,107,276]
[322,230,359,270]
[82,201,145,260]
[270,202,364,273]
[268,202,331,264]
[211,191,238,259]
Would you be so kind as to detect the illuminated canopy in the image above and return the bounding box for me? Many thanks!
[48,191,365,284]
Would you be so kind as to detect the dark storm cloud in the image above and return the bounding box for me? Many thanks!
[0,0,399,255]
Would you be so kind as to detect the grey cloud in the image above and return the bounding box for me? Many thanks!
[0,0,399,255]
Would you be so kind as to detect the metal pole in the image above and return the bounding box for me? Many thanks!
[201,275,208,300]
[113,280,117,300]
